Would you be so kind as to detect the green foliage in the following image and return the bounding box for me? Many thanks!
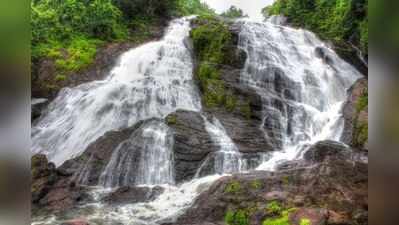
[225,209,250,225]
[300,218,311,225]
[221,6,247,18]
[265,0,368,53]
[266,201,283,215]
[176,0,215,16]
[191,15,238,110]
[225,180,242,194]
[54,36,101,72]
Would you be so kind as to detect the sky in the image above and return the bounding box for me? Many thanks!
[201,0,275,21]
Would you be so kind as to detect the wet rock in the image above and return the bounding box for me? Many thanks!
[31,154,58,204]
[166,110,219,183]
[31,98,49,121]
[31,154,91,216]
[59,120,148,186]
[169,145,367,225]
[303,140,351,163]
[341,78,368,150]
[103,186,165,205]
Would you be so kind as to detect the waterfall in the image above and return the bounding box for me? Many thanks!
[196,116,243,176]
[32,17,201,167]
[99,120,174,187]
[32,15,364,225]
[237,19,362,170]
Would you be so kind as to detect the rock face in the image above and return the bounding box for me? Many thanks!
[341,78,368,150]
[59,121,146,186]
[31,154,91,216]
[31,98,49,121]
[166,110,219,183]
[168,142,368,225]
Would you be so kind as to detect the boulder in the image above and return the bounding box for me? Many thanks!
[303,140,351,163]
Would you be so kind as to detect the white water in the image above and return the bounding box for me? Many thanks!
[32,15,363,225]
[31,17,201,166]
[99,120,175,187]
[198,116,243,175]
[237,19,362,170]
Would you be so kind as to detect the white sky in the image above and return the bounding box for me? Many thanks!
[201,0,275,21]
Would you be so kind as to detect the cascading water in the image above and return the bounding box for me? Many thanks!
[32,14,363,225]
[197,116,243,176]
[98,120,175,187]
[32,17,201,166]
[237,19,362,170]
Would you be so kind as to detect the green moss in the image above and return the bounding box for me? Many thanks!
[166,115,178,125]
[266,201,283,215]
[225,180,242,194]
[250,180,262,190]
[262,208,297,225]
[55,74,67,82]
[300,218,311,225]
[191,15,239,111]
[225,209,250,225]
[354,122,368,147]
[356,89,368,113]
[353,89,368,147]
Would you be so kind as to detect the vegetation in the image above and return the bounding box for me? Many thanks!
[225,209,250,225]
[262,208,297,225]
[300,218,311,225]
[353,89,368,147]
[166,114,178,125]
[266,201,283,215]
[264,0,368,54]
[250,180,262,189]
[221,6,247,18]
[225,180,242,194]
[31,0,214,82]
[190,15,238,110]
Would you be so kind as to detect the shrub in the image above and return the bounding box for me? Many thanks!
[264,0,368,55]
[221,6,247,18]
